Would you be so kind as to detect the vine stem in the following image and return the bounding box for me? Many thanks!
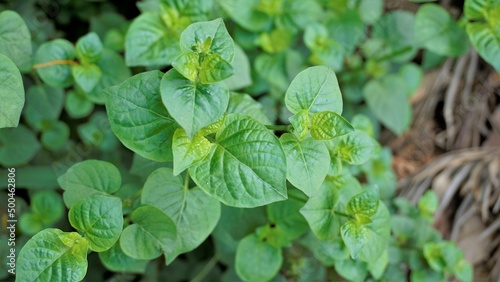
[265,125,291,131]
[190,255,218,282]
[32,60,78,69]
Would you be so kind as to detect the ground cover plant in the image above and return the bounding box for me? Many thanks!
[1,0,498,281]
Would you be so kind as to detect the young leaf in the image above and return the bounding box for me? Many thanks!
[105,70,179,162]
[98,243,149,274]
[464,0,499,20]
[0,10,32,72]
[190,114,287,207]
[414,4,469,56]
[34,39,76,88]
[285,66,343,115]
[310,111,354,140]
[17,229,88,282]
[332,130,378,165]
[120,205,177,260]
[235,234,283,282]
[75,32,104,64]
[289,110,310,140]
[0,53,24,128]
[69,194,123,252]
[160,69,229,138]
[179,18,234,63]
[198,53,235,83]
[125,12,181,66]
[363,75,412,136]
[341,202,390,262]
[57,160,121,208]
[346,187,379,218]
[280,134,330,196]
[0,125,40,167]
[466,22,500,73]
[141,168,221,264]
[71,64,102,93]
[172,128,213,175]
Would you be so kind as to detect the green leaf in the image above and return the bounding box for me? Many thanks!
[199,53,235,83]
[265,195,309,244]
[326,9,365,55]
[171,52,199,81]
[254,53,289,92]
[0,10,32,72]
[41,121,70,151]
[31,190,64,225]
[258,28,293,54]
[75,32,104,64]
[235,234,282,282]
[141,168,221,264]
[226,92,271,125]
[334,258,368,282]
[180,18,234,62]
[0,125,40,166]
[19,213,44,236]
[285,66,343,115]
[332,130,378,165]
[300,184,341,241]
[105,70,179,162]
[346,187,379,217]
[190,114,287,207]
[464,0,500,20]
[216,0,271,32]
[23,85,64,131]
[120,205,177,260]
[17,229,88,282]
[161,69,229,138]
[466,22,500,73]
[34,39,75,88]
[172,128,213,175]
[341,201,390,262]
[368,250,388,279]
[99,242,148,274]
[361,147,397,199]
[289,110,310,140]
[358,0,383,24]
[414,4,469,56]
[279,134,329,196]
[310,111,354,140]
[0,53,25,128]
[78,112,119,152]
[369,11,417,62]
[399,63,423,95]
[57,160,121,208]
[65,90,94,119]
[69,194,123,252]
[125,12,180,66]
[71,64,102,93]
[85,49,131,104]
[224,44,252,90]
[454,259,473,282]
[363,75,412,135]
[418,190,439,218]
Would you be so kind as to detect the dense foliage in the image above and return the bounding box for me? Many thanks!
[1,0,498,281]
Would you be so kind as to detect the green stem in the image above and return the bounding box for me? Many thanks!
[190,255,218,282]
[265,125,291,131]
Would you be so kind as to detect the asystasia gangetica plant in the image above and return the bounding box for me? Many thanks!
[16,18,391,282]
